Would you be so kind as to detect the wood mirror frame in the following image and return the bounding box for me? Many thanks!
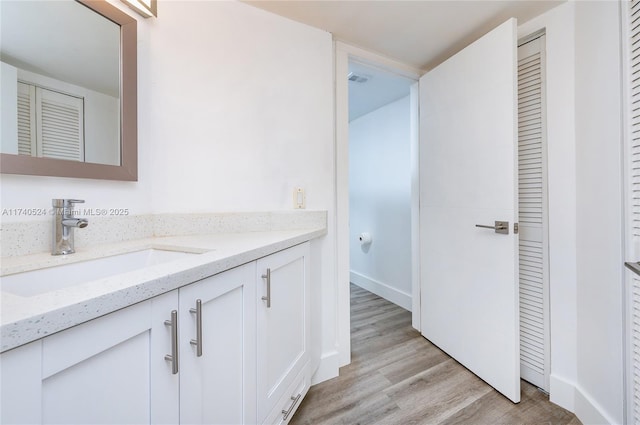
[0,0,137,181]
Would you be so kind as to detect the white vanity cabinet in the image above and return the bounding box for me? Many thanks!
[256,242,311,424]
[0,265,257,425]
[0,291,180,425]
[178,262,257,425]
[0,241,315,425]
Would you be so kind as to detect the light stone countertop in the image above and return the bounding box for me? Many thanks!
[0,227,326,353]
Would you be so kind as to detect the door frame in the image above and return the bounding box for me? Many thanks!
[334,40,422,367]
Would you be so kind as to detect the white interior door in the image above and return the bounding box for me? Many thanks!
[419,18,520,402]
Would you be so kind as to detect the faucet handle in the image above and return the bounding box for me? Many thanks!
[52,199,85,207]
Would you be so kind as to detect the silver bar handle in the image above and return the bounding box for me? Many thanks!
[475,220,509,235]
[261,268,271,308]
[164,310,178,374]
[189,299,203,357]
[282,393,302,420]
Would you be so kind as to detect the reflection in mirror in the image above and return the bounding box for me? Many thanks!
[0,0,137,181]
[1,1,120,166]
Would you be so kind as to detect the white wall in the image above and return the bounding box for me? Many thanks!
[349,95,412,310]
[147,1,333,214]
[0,0,339,381]
[574,1,624,423]
[517,2,578,413]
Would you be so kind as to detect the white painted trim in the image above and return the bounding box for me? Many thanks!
[550,374,619,425]
[334,41,423,79]
[310,350,340,385]
[335,42,352,368]
[549,374,576,412]
[350,271,412,311]
[334,39,420,369]
[575,384,619,425]
[410,81,421,331]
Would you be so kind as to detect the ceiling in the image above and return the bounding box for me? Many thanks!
[348,61,414,121]
[244,0,564,71]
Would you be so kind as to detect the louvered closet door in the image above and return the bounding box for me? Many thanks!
[35,87,84,161]
[17,82,36,156]
[627,1,640,423]
[517,35,550,392]
[630,275,640,425]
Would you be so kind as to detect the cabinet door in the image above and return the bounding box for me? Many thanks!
[36,291,179,424]
[0,340,43,424]
[179,263,257,425]
[256,242,311,423]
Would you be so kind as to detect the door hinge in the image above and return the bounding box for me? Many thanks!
[514,223,519,234]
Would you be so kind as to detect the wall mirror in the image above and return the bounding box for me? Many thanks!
[0,0,137,181]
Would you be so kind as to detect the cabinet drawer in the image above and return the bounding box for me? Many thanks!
[42,300,151,379]
[263,365,310,425]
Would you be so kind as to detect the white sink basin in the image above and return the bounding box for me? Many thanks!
[1,249,198,297]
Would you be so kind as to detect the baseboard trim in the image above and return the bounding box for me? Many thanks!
[350,271,412,311]
[550,374,619,424]
[575,384,618,425]
[311,350,340,385]
[550,374,576,412]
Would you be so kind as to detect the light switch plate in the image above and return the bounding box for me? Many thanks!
[293,188,305,209]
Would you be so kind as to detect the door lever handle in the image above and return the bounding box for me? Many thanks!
[475,221,509,234]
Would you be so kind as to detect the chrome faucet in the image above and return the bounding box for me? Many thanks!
[52,199,89,255]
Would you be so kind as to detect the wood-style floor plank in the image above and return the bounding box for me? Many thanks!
[291,285,580,425]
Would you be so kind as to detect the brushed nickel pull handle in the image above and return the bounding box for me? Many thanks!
[189,299,203,357]
[261,268,271,308]
[164,310,178,374]
[282,393,302,420]
[475,220,509,235]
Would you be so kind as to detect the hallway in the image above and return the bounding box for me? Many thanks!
[291,285,579,425]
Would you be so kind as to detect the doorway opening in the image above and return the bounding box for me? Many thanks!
[347,59,416,312]
[334,43,421,368]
